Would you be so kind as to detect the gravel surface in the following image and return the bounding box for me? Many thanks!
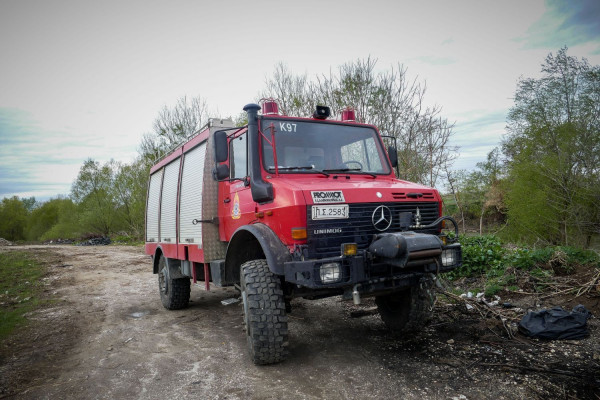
[1,245,598,399]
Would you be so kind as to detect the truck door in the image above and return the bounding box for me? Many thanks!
[221,131,254,238]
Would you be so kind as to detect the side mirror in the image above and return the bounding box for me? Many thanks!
[212,164,230,181]
[214,130,228,163]
[387,146,398,168]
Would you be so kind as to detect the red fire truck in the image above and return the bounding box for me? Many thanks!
[145,100,461,365]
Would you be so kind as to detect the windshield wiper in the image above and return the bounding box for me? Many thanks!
[268,166,330,177]
[322,168,377,178]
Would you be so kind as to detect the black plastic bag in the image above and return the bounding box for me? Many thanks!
[518,305,592,340]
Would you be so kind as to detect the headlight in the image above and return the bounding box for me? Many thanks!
[441,247,458,267]
[319,262,341,284]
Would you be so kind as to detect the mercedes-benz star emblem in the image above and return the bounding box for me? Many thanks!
[372,205,392,231]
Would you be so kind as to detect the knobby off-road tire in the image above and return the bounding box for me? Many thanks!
[375,275,435,332]
[157,255,190,310]
[240,259,289,365]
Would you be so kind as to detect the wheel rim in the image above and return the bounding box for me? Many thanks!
[159,267,168,294]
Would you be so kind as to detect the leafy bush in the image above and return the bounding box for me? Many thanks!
[444,234,600,295]
[484,284,502,297]
[506,246,599,274]
[448,235,505,278]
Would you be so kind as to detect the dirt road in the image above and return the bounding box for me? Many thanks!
[1,245,598,399]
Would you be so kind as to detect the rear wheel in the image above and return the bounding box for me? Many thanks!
[375,275,435,332]
[157,255,190,310]
[240,259,288,365]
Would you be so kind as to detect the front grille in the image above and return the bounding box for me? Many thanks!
[392,192,435,200]
[306,202,439,259]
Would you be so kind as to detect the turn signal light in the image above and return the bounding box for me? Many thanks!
[341,243,357,256]
[291,228,307,240]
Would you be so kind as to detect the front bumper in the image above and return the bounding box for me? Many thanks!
[284,239,461,290]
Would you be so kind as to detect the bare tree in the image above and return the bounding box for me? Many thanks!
[261,63,314,117]
[444,166,466,233]
[140,95,210,162]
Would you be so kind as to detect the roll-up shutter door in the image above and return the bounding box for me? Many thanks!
[179,142,206,246]
[146,169,163,242]
[159,158,181,243]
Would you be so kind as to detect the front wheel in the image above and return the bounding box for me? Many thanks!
[375,275,435,332]
[157,255,190,310]
[240,259,288,365]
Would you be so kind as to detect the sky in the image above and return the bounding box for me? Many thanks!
[1,0,599,200]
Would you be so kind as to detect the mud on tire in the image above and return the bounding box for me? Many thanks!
[375,275,435,332]
[240,259,288,365]
[158,255,190,310]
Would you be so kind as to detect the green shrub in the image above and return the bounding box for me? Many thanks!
[506,246,599,273]
[484,284,502,297]
[443,235,599,296]
[447,235,505,279]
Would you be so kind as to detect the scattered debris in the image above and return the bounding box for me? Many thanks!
[45,238,75,245]
[0,238,14,246]
[77,237,111,246]
[349,306,378,318]
[130,311,149,318]
[440,290,522,338]
[221,298,240,306]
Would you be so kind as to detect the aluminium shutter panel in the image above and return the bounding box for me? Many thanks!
[146,169,163,242]
[159,158,181,242]
[201,120,232,261]
[179,142,206,246]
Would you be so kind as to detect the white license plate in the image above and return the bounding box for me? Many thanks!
[311,204,349,220]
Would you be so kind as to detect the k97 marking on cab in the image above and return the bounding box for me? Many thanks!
[279,122,297,132]
[312,204,349,220]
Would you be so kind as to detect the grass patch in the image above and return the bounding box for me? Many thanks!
[0,251,47,341]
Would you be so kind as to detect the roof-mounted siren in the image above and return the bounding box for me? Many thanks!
[313,105,331,120]
[341,107,356,122]
[261,98,279,115]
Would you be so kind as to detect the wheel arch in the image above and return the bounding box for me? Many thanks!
[225,223,291,285]
[152,246,164,274]
[153,246,185,278]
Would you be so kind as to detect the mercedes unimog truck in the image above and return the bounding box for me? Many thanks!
[145,100,462,365]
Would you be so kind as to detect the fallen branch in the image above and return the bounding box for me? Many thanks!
[574,269,600,298]
[479,362,590,379]
[437,289,519,338]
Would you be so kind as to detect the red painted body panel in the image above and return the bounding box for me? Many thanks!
[218,174,441,247]
[159,242,178,259]
[145,242,158,257]
[176,243,205,263]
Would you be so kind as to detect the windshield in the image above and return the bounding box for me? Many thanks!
[260,119,391,175]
